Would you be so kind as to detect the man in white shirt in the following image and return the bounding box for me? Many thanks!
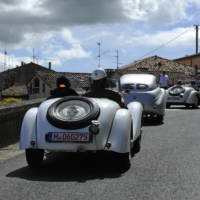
[159,71,169,89]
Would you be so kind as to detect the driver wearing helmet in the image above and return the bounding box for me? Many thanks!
[176,80,182,86]
[84,68,126,108]
[49,75,78,98]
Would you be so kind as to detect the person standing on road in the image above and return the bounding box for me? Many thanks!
[159,71,169,89]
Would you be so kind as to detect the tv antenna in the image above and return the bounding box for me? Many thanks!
[97,42,101,68]
[114,49,122,69]
[3,50,7,71]
[32,48,36,63]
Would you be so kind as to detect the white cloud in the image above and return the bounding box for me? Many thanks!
[40,29,91,61]
[61,29,80,44]
[1,0,200,46]
[0,0,48,15]
[57,44,91,60]
[0,32,54,52]
[121,0,200,24]
[1,0,200,73]
[122,27,195,48]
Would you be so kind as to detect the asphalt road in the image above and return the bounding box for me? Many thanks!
[0,107,200,200]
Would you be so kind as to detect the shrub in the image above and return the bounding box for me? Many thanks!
[0,98,22,104]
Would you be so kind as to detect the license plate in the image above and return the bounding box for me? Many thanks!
[46,132,91,143]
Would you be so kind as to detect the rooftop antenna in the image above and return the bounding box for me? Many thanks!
[3,50,7,71]
[116,49,119,69]
[97,42,101,68]
[115,49,122,69]
[32,48,36,63]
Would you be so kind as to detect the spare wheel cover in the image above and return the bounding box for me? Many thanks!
[47,96,100,129]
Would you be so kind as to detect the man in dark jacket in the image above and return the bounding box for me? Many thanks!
[84,68,126,108]
[49,75,78,98]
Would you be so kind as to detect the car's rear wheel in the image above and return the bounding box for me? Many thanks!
[185,104,190,108]
[166,103,171,108]
[116,153,131,171]
[192,96,198,108]
[156,114,164,124]
[114,134,132,171]
[26,149,44,169]
[132,134,141,155]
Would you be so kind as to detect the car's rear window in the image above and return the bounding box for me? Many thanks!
[121,84,135,90]
[136,84,148,90]
[121,83,149,91]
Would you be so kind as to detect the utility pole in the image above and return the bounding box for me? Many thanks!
[115,49,122,69]
[116,49,119,69]
[97,42,101,68]
[194,25,199,54]
[3,50,7,71]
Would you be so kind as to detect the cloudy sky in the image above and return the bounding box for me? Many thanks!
[0,0,200,72]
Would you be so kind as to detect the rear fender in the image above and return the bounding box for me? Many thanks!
[186,91,198,104]
[127,102,143,140]
[106,109,131,153]
[155,88,166,107]
[20,108,38,149]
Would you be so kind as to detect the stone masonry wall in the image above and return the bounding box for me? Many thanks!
[0,98,44,148]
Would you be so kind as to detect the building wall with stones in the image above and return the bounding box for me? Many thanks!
[27,74,52,99]
[174,54,200,75]
[112,56,194,86]
[109,69,186,86]
[0,98,44,148]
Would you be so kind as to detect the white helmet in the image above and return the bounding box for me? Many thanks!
[91,68,107,81]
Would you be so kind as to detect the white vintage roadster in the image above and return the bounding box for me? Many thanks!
[166,84,199,108]
[20,96,143,170]
[120,74,166,123]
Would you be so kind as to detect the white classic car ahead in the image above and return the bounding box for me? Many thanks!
[20,96,143,170]
[166,84,199,108]
[120,74,166,123]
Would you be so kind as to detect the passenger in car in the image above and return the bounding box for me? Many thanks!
[176,80,182,86]
[190,80,199,91]
[48,75,78,98]
[84,68,126,108]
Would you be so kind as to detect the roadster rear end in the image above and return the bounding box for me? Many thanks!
[20,96,143,170]
[166,85,199,108]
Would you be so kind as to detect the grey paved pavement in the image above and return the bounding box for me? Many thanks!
[0,107,200,200]
[0,143,23,163]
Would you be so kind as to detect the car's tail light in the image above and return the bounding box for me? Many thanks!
[89,120,100,135]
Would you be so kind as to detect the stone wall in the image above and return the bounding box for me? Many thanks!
[0,98,44,148]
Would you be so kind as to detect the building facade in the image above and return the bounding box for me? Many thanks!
[0,62,91,100]
[115,55,193,86]
[174,53,200,76]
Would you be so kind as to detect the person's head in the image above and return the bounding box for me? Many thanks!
[177,80,182,85]
[56,75,71,88]
[191,80,195,85]
[90,68,107,89]
[162,71,166,75]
